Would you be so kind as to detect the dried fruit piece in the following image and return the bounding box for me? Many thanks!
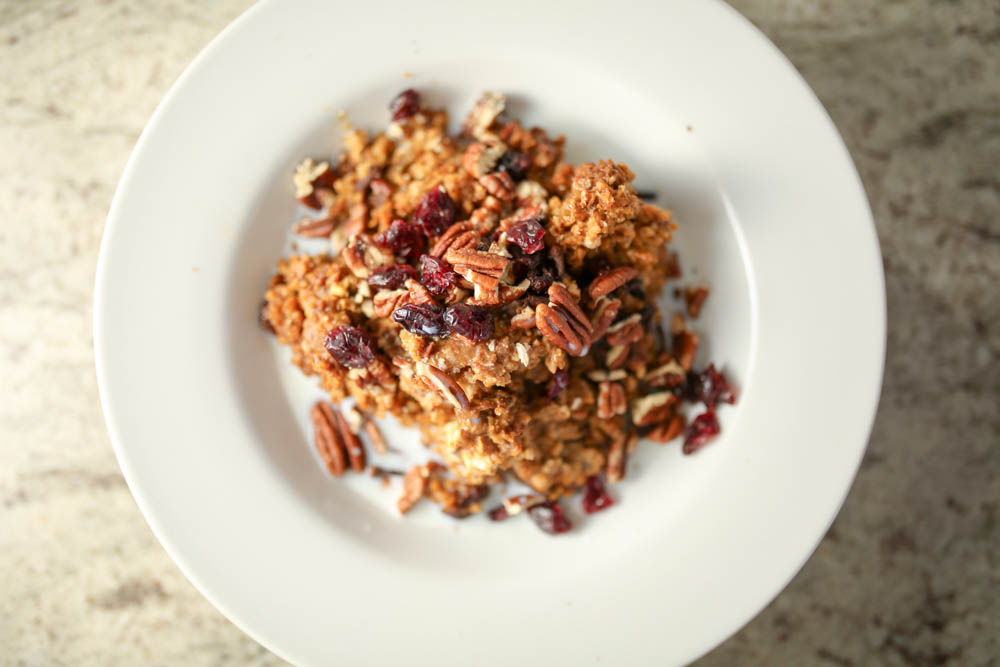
[414,187,457,237]
[392,303,445,337]
[683,410,721,454]
[368,264,418,290]
[374,219,425,259]
[507,218,546,254]
[582,476,615,514]
[389,88,421,121]
[527,501,572,534]
[324,325,376,368]
[495,150,531,181]
[443,303,494,342]
[418,254,458,295]
[688,364,735,409]
[546,369,570,401]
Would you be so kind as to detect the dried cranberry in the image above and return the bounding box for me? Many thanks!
[527,501,572,534]
[418,254,457,295]
[546,369,569,401]
[582,476,615,514]
[509,243,543,269]
[323,325,376,368]
[495,150,531,181]
[413,187,456,237]
[368,264,418,290]
[392,303,445,337]
[443,303,494,342]
[487,505,510,521]
[683,410,721,455]
[374,219,425,259]
[527,263,556,293]
[695,364,735,409]
[388,88,421,121]
[507,218,546,254]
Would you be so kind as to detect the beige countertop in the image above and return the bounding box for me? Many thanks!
[2,1,997,664]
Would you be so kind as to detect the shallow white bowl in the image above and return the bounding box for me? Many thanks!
[95,1,885,664]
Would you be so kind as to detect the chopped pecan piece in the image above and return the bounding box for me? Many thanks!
[588,266,639,300]
[293,216,337,238]
[293,158,334,209]
[417,362,470,411]
[685,285,710,319]
[606,343,630,369]
[404,278,437,306]
[333,409,366,472]
[648,414,686,443]
[631,392,678,427]
[590,297,621,341]
[605,313,644,346]
[363,418,389,454]
[673,329,700,372]
[479,171,516,200]
[398,466,428,514]
[510,305,537,329]
[606,430,628,483]
[463,142,505,178]
[343,235,392,279]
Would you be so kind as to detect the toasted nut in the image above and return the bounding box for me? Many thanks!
[606,314,644,346]
[588,266,639,300]
[670,312,687,335]
[515,342,530,366]
[587,369,628,382]
[345,406,364,434]
[310,402,348,476]
[648,415,686,443]
[536,302,587,357]
[645,359,686,387]
[398,466,428,514]
[590,297,622,341]
[631,392,679,427]
[333,409,365,472]
[404,278,436,306]
[348,201,368,229]
[685,285,710,319]
[363,419,389,455]
[606,343,631,369]
[510,305,537,329]
[597,381,627,419]
[606,431,628,483]
[548,284,594,338]
[515,180,549,209]
[673,330,700,371]
[462,91,505,140]
[463,142,505,178]
[294,158,334,209]
[373,288,411,318]
[429,222,475,258]
[293,216,337,238]
[479,171,516,200]
[417,362,470,411]
[343,235,391,278]
[445,248,509,279]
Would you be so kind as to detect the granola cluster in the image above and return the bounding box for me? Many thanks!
[262,90,734,533]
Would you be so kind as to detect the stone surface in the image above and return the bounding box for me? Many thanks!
[1,1,997,665]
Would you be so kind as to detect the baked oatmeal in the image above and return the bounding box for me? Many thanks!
[262,89,736,533]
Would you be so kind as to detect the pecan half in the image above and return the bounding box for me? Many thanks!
[606,343,631,369]
[536,302,587,356]
[398,466,428,514]
[588,266,639,300]
[606,314,644,346]
[597,381,627,420]
[548,284,593,338]
[417,362,470,411]
[429,222,475,258]
[631,392,678,427]
[590,297,622,341]
[648,415,686,443]
[373,288,411,318]
[587,369,628,382]
[479,171,516,200]
[310,402,348,477]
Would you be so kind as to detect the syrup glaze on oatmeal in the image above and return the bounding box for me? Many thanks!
[262,89,734,531]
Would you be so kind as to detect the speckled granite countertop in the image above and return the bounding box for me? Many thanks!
[1,1,997,665]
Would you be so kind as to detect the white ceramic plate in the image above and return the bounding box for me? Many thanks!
[94,1,885,664]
